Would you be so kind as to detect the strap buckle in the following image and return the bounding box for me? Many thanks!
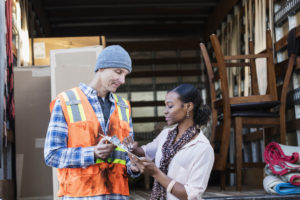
[117,102,128,108]
[66,99,81,105]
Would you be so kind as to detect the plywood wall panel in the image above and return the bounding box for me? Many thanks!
[14,67,52,199]
[50,46,103,199]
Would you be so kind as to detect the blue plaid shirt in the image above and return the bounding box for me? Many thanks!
[44,83,137,200]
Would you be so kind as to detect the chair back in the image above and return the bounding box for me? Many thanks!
[210,30,278,104]
[200,30,278,171]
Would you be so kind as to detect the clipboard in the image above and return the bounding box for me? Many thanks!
[99,133,141,160]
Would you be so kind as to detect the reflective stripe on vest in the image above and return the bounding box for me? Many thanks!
[61,88,86,123]
[96,146,127,165]
[113,94,130,123]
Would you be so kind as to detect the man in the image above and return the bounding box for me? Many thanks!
[44,45,139,199]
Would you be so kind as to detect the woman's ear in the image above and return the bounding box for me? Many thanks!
[187,102,194,112]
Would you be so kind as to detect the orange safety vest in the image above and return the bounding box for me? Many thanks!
[50,87,131,197]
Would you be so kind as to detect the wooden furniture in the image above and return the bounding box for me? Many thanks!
[200,30,294,191]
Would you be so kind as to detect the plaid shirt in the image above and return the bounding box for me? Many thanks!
[44,83,137,200]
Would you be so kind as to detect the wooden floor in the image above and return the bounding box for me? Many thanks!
[129,186,300,200]
[204,186,300,199]
[130,189,150,200]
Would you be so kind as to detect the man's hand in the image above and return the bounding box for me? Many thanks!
[94,138,115,159]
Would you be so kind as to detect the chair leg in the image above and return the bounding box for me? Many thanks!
[280,122,286,145]
[279,114,287,144]
[279,54,295,145]
[144,175,151,190]
[264,127,272,147]
[234,117,243,191]
[220,170,226,191]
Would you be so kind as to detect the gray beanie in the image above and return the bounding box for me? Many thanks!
[94,45,132,72]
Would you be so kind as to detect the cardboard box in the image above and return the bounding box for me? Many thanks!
[0,180,15,200]
[29,36,105,66]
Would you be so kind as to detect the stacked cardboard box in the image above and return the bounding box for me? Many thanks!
[29,36,105,66]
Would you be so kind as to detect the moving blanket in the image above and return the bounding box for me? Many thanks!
[265,165,300,185]
[264,142,300,175]
[263,175,300,195]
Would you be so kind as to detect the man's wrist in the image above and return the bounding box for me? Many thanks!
[93,146,99,162]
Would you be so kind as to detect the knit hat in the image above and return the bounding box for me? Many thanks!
[94,45,132,72]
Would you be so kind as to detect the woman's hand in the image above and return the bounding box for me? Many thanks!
[129,160,140,173]
[123,136,145,157]
[122,136,138,152]
[128,154,159,177]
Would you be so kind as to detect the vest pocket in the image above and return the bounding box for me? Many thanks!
[65,167,100,195]
[109,119,130,141]
[71,165,100,176]
[109,164,129,194]
[68,121,95,147]
[119,120,130,139]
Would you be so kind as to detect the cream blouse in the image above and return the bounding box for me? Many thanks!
[142,127,214,200]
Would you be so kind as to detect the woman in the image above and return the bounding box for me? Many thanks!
[125,84,214,200]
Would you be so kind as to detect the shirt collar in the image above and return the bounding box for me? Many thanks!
[181,129,210,149]
[167,125,209,149]
[79,82,115,103]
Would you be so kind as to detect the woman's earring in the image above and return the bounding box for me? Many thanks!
[186,111,190,118]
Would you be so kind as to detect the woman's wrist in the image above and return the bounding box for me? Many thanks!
[167,179,177,193]
[152,167,163,179]
[132,146,144,157]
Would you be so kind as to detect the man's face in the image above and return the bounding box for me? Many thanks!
[98,68,130,93]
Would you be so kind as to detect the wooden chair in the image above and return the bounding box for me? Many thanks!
[200,30,294,191]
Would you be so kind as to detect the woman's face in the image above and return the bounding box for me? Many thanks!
[164,91,187,125]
